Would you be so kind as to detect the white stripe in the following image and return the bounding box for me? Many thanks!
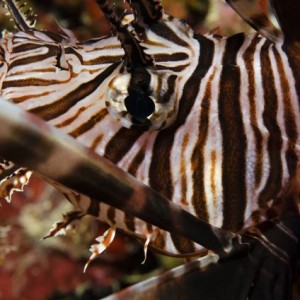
[236,34,259,221]
[202,36,226,227]
[253,38,270,194]
[268,45,289,189]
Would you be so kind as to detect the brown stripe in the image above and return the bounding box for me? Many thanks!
[13,42,48,53]
[258,40,283,208]
[148,133,173,200]
[39,31,69,43]
[87,199,100,216]
[210,151,217,202]
[12,91,52,104]
[69,109,107,138]
[82,55,123,65]
[243,35,264,187]
[149,35,214,201]
[191,70,215,222]
[170,233,195,254]
[273,48,298,178]
[91,134,104,151]
[124,213,135,232]
[8,50,59,70]
[150,22,189,48]
[180,134,189,206]
[0,46,5,60]
[107,206,115,224]
[154,53,189,63]
[84,43,121,51]
[29,62,119,121]
[128,148,146,176]
[104,127,145,164]
[3,77,68,88]
[219,33,247,231]
[159,75,177,104]
[156,64,189,72]
[56,106,91,128]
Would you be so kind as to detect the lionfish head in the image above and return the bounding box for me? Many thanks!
[106,65,178,131]
[100,0,179,131]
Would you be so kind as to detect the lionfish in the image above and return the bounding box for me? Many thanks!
[0,0,299,285]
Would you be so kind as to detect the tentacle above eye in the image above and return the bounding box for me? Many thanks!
[2,0,36,31]
[127,0,163,28]
[95,0,153,70]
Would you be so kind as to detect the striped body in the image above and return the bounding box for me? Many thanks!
[0,4,299,256]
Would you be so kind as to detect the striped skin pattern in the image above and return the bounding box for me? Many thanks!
[0,0,299,260]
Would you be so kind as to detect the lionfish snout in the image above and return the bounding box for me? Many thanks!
[106,68,178,131]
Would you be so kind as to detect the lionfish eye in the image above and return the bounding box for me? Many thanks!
[106,70,178,131]
[124,90,155,121]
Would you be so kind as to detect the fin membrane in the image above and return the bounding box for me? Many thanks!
[84,226,116,272]
[226,0,283,43]
[0,159,32,202]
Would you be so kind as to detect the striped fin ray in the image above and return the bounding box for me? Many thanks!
[44,179,204,257]
[43,208,121,275]
[2,0,36,31]
[42,210,84,238]
[84,226,116,273]
[225,0,283,43]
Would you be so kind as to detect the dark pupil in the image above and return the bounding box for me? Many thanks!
[124,90,155,119]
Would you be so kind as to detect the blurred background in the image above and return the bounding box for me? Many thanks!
[1,1,298,300]
[0,0,254,39]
